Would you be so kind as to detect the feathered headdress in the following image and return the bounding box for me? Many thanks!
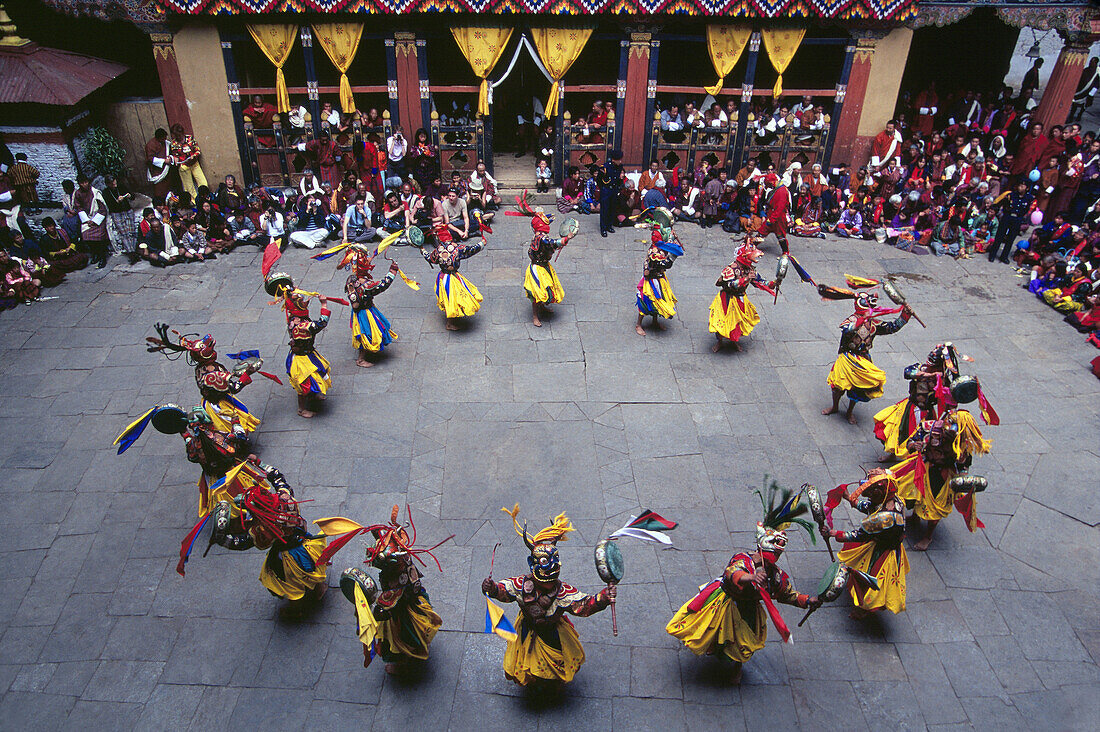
[146,322,216,364]
[313,505,454,570]
[502,503,574,549]
[754,477,816,542]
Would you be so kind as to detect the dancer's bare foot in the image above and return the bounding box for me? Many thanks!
[652,320,664,331]
[384,663,397,675]
[356,357,373,368]
[847,413,858,425]
[729,663,743,685]
[445,319,459,331]
[849,607,870,620]
[730,340,741,352]
[532,315,542,327]
[913,534,933,551]
[711,341,722,353]
[877,453,893,463]
[822,406,838,416]
[635,325,646,336]
[298,408,315,418]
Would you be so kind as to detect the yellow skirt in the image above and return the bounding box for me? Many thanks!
[895,455,956,523]
[666,588,766,663]
[837,540,909,614]
[288,351,332,396]
[202,397,261,435]
[827,353,886,402]
[708,292,760,342]
[436,272,483,318]
[379,593,442,662]
[503,616,586,685]
[259,536,328,601]
[873,399,915,460]
[351,306,396,353]
[637,276,677,318]
[524,263,564,304]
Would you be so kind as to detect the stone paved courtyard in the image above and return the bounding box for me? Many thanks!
[0,214,1097,731]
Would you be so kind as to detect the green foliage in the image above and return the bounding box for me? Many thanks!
[83,126,127,178]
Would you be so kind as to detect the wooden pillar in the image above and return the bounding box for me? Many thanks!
[150,32,193,131]
[1034,37,1092,130]
[830,35,876,166]
[217,32,252,187]
[620,32,655,168]
[300,27,322,136]
[384,37,401,125]
[821,39,857,167]
[393,32,423,136]
[731,32,760,168]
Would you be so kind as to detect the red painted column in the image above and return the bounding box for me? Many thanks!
[620,32,653,168]
[1034,38,1092,130]
[830,36,875,166]
[394,32,423,134]
[151,32,193,131]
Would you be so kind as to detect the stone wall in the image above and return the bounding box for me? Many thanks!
[0,126,80,204]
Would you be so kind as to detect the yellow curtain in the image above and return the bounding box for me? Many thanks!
[313,23,364,114]
[450,26,514,118]
[761,28,806,98]
[704,25,752,96]
[530,26,595,117]
[247,24,298,113]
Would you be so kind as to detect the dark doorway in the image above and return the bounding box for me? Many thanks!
[491,42,546,158]
[900,9,1019,99]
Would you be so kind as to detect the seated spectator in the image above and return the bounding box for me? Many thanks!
[137,218,182,266]
[344,196,378,243]
[442,187,476,240]
[180,221,217,260]
[929,215,964,256]
[40,217,88,271]
[469,160,500,210]
[289,195,330,249]
[259,206,287,251]
[535,159,552,193]
[216,174,248,215]
[194,201,230,251]
[835,205,863,237]
[379,191,405,234]
[0,249,39,303]
[226,212,264,249]
[639,161,665,195]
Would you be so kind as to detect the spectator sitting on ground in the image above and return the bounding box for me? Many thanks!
[442,186,476,241]
[290,194,330,249]
[535,159,552,193]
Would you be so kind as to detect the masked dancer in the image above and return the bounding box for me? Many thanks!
[873,343,998,462]
[709,240,776,352]
[894,408,991,550]
[481,505,614,687]
[822,468,909,618]
[204,465,328,618]
[265,272,332,418]
[524,210,574,327]
[341,244,400,367]
[423,223,485,331]
[325,506,453,674]
[145,323,263,438]
[636,233,683,336]
[667,481,819,684]
[820,285,913,423]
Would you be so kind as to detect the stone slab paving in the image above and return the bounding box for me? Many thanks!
[0,214,1097,731]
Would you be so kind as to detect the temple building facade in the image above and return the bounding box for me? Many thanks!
[38,0,1100,190]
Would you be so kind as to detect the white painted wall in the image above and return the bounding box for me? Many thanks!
[1004,28,1100,98]
[0,126,80,203]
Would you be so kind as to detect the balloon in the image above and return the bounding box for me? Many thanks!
[1016,238,1030,250]
[1029,210,1043,226]
[1028,169,1041,182]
